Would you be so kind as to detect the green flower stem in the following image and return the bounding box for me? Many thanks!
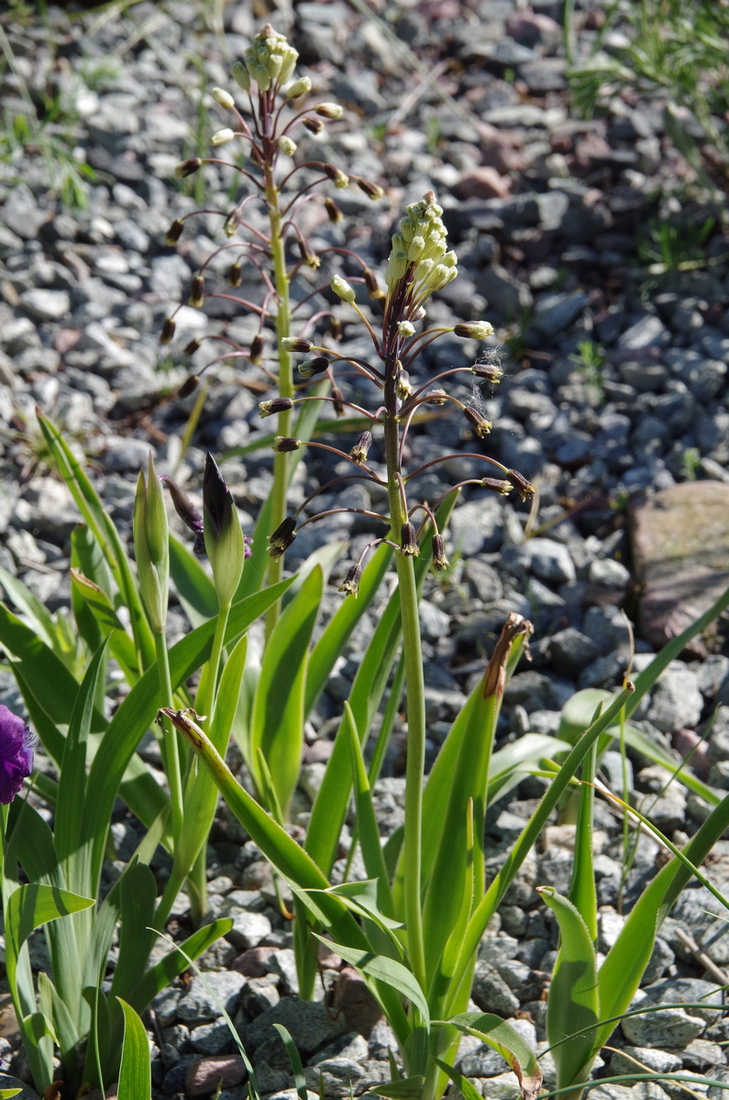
[155,628,184,841]
[264,162,293,641]
[188,598,232,925]
[383,408,427,997]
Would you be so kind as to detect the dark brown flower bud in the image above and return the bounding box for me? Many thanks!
[189,275,205,308]
[329,317,342,341]
[282,337,313,353]
[471,361,504,384]
[175,157,202,179]
[249,334,264,365]
[298,356,330,380]
[363,268,384,299]
[259,397,294,418]
[506,469,536,502]
[177,375,200,398]
[164,219,184,246]
[303,116,324,134]
[400,521,420,557]
[355,177,384,200]
[463,407,492,438]
[332,385,345,417]
[432,534,449,571]
[324,197,343,224]
[183,338,202,356]
[160,317,176,344]
[297,237,321,269]
[349,431,373,465]
[273,436,302,453]
[339,562,362,598]
[480,477,511,495]
[268,515,297,558]
[226,261,243,287]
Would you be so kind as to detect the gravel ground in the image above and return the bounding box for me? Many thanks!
[1,1,729,1099]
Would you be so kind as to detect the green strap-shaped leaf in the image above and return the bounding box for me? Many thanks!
[569,744,597,945]
[117,999,151,1100]
[249,566,322,814]
[344,703,394,916]
[109,862,158,1005]
[367,1077,426,1099]
[320,938,430,1027]
[538,887,599,1091]
[128,918,233,1013]
[447,1013,542,1100]
[305,541,393,714]
[38,973,78,1071]
[273,1024,308,1100]
[0,565,63,658]
[4,885,94,999]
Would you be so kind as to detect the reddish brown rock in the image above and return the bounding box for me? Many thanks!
[630,482,729,652]
[331,966,383,1037]
[232,945,278,977]
[185,1055,247,1097]
[453,167,511,201]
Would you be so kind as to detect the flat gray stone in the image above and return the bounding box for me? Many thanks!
[20,288,71,321]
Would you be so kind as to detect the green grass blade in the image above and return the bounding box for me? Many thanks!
[432,1061,484,1100]
[319,938,430,1027]
[117,1000,151,1100]
[569,745,597,945]
[446,1013,542,1100]
[344,704,394,915]
[273,1024,308,1100]
[249,566,322,814]
[109,862,158,1004]
[0,565,63,657]
[305,542,393,714]
[537,888,599,1091]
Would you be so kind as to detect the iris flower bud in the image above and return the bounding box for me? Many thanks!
[174,158,202,179]
[298,356,330,379]
[339,562,362,597]
[134,454,169,633]
[165,219,184,245]
[454,322,495,339]
[268,515,297,559]
[203,453,245,606]
[259,397,294,418]
[211,128,236,145]
[349,431,373,465]
[161,475,205,554]
[331,275,355,303]
[160,318,176,344]
[211,87,235,109]
[400,522,420,557]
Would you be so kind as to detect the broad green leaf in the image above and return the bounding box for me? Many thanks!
[0,565,62,658]
[38,973,78,1070]
[128,918,234,1013]
[344,704,394,915]
[487,734,572,802]
[55,639,109,889]
[250,566,322,814]
[71,571,139,682]
[306,493,458,878]
[306,541,393,713]
[117,999,151,1100]
[273,1024,308,1100]
[159,710,367,953]
[538,888,599,1091]
[367,1077,425,1099]
[447,1013,542,1100]
[82,577,295,894]
[109,863,158,1005]
[5,885,94,996]
[320,939,430,1026]
[177,634,249,872]
[169,534,218,626]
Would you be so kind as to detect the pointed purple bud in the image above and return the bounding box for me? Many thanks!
[0,706,35,803]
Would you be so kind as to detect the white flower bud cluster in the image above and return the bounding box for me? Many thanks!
[245,24,298,91]
[385,191,458,301]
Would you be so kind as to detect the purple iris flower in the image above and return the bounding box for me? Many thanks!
[0,706,34,804]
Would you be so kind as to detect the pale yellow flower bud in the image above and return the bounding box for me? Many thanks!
[211,87,235,109]
[331,275,356,303]
[211,128,236,145]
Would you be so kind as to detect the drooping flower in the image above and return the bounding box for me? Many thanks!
[0,706,34,804]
